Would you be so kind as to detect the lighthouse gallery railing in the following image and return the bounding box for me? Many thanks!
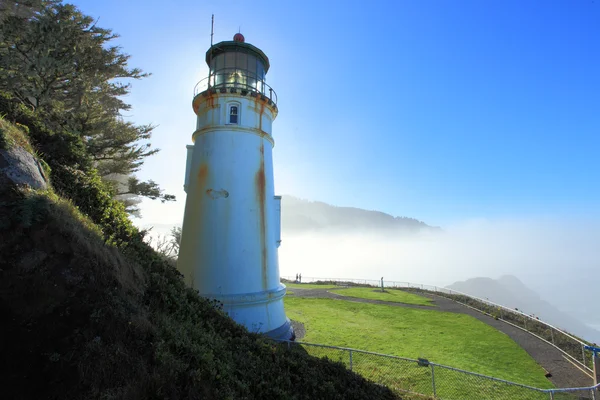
[193,71,278,105]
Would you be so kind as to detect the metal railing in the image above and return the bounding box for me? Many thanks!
[193,71,278,104]
[276,340,599,399]
[282,276,597,373]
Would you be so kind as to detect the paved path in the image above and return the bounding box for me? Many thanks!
[290,286,593,389]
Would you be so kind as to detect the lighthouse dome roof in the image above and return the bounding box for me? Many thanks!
[206,36,270,72]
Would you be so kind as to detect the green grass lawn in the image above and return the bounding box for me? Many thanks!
[284,283,339,290]
[335,287,434,306]
[284,296,553,397]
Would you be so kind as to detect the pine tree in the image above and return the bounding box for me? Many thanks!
[0,0,174,214]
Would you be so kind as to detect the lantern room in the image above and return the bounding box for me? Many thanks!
[205,33,271,95]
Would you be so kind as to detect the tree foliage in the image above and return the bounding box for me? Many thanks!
[0,0,173,212]
[153,226,182,259]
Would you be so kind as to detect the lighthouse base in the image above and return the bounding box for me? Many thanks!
[205,285,294,340]
[265,318,295,341]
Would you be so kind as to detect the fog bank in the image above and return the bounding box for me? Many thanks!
[279,217,598,325]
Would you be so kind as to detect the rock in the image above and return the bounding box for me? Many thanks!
[0,146,48,191]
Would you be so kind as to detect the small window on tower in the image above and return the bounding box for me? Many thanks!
[229,105,238,124]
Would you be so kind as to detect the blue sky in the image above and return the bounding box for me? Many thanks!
[70,0,600,227]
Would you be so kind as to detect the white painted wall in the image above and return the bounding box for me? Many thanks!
[178,90,292,339]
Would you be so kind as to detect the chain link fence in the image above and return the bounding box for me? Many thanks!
[282,276,597,372]
[276,340,599,399]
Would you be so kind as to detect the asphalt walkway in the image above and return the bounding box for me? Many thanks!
[289,286,593,389]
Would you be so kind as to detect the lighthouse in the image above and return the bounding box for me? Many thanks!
[177,33,293,340]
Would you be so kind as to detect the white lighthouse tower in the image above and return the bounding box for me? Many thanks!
[177,33,293,340]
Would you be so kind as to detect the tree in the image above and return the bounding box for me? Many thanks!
[0,0,174,213]
[110,176,176,217]
[152,226,182,260]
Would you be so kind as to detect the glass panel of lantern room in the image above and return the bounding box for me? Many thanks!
[212,54,225,86]
[237,71,247,87]
[237,52,247,72]
[224,52,235,69]
[256,61,265,93]
[236,52,248,87]
[247,54,257,76]
[257,62,265,80]
[214,70,225,86]
[226,69,238,86]
[213,53,224,71]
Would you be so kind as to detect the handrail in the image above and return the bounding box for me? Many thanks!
[193,73,278,105]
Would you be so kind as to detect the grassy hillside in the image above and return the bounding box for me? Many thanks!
[0,119,398,399]
[333,287,435,306]
[284,296,553,389]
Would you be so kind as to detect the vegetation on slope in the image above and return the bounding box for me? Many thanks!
[0,117,34,152]
[284,297,553,389]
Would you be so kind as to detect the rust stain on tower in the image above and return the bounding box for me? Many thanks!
[255,142,268,290]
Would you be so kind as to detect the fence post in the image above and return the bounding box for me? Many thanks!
[550,328,555,345]
[549,390,554,400]
[583,344,587,367]
[593,350,600,392]
[431,364,437,398]
[349,349,353,371]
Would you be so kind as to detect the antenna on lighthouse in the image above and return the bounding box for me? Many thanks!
[208,14,214,87]
[210,14,214,47]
